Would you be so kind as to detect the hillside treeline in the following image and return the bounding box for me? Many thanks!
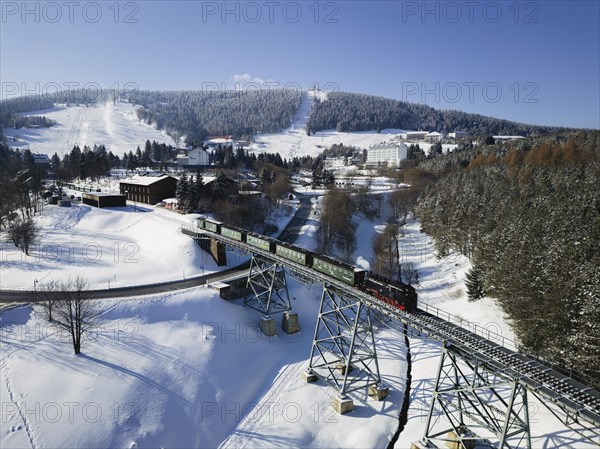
[415,132,600,384]
[307,91,564,136]
[129,89,302,142]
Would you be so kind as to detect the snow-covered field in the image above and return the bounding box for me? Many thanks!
[0,198,296,290]
[1,203,211,290]
[3,102,180,157]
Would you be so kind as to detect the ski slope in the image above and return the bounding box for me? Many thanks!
[249,89,412,158]
[3,102,180,157]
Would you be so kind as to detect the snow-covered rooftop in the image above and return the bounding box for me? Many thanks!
[121,175,175,186]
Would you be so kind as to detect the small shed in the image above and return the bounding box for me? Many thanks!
[82,192,127,208]
[163,198,178,210]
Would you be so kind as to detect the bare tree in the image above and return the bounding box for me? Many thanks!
[318,188,355,259]
[53,276,101,355]
[389,188,419,225]
[35,279,60,322]
[402,262,419,286]
[372,224,400,280]
[7,217,38,255]
[267,170,291,202]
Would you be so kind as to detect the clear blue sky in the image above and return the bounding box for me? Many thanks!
[1,1,599,129]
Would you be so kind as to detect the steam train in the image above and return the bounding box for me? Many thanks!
[196,217,418,312]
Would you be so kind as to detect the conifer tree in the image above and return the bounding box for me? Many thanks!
[176,172,190,212]
[465,266,485,302]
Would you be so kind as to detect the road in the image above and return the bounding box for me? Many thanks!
[0,193,317,304]
[276,193,315,244]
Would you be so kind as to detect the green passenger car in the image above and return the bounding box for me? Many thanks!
[204,220,221,233]
[275,243,311,266]
[312,256,365,285]
[246,234,274,252]
[221,226,244,242]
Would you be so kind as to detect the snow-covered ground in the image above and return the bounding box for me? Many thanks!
[381,218,567,446]
[304,191,595,448]
[1,186,594,448]
[1,203,212,290]
[3,102,180,157]
[1,88,592,448]
[0,280,408,448]
[0,199,296,290]
[395,335,598,449]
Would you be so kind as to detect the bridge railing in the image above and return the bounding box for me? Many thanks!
[418,301,519,352]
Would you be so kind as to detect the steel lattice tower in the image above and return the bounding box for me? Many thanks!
[307,285,383,396]
[244,255,291,315]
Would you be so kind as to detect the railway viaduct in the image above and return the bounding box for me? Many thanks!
[181,224,600,449]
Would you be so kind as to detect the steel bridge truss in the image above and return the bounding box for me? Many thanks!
[244,255,291,316]
[424,345,531,449]
[308,285,382,396]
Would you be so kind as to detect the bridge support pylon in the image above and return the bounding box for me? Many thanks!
[306,285,384,406]
[424,345,531,449]
[245,256,293,333]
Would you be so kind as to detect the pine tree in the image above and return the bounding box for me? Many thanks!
[151,140,161,162]
[127,150,136,170]
[142,141,152,167]
[51,153,61,171]
[465,266,485,302]
[212,171,229,197]
[176,172,190,212]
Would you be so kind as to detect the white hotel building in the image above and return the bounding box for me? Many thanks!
[366,142,408,167]
[176,147,210,167]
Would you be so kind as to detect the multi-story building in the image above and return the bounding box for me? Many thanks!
[176,147,210,167]
[366,142,408,167]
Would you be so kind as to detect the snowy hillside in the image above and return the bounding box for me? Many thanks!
[249,90,407,158]
[3,92,455,160]
[1,188,595,448]
[0,203,211,290]
[3,102,180,157]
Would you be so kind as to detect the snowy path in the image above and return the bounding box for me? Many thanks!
[1,313,38,449]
